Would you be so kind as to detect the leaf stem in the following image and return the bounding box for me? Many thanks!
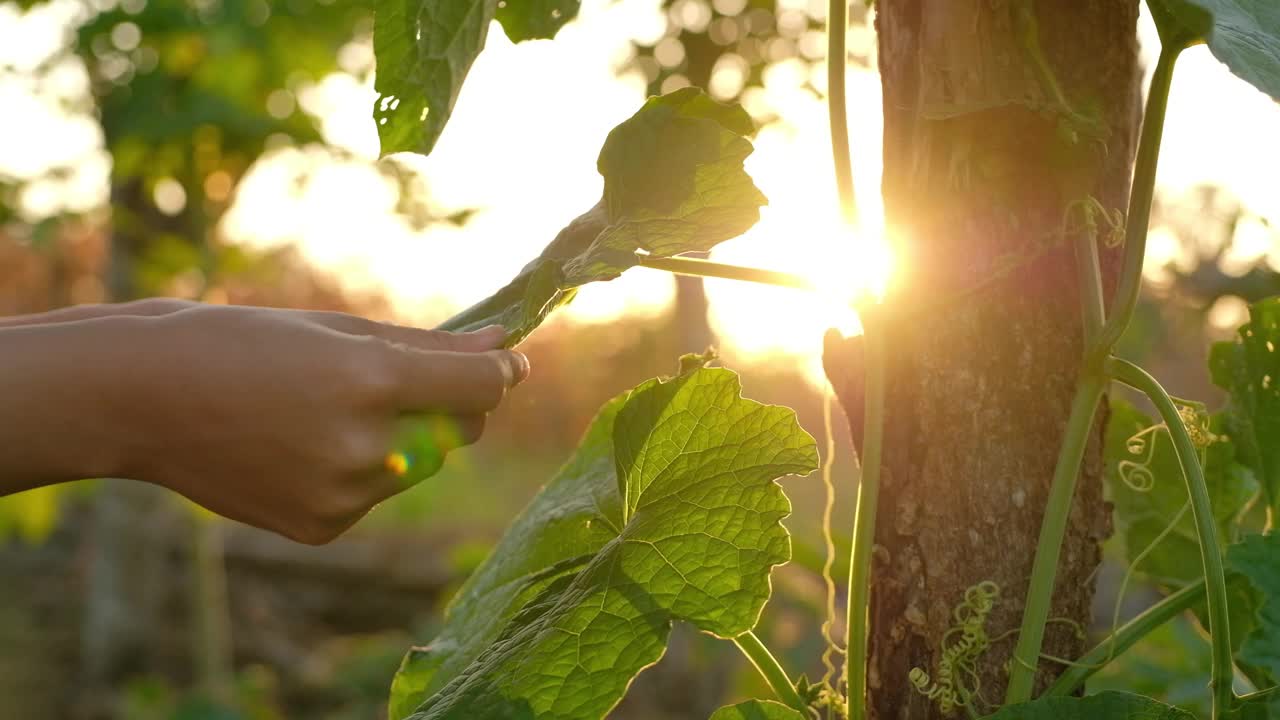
[733,630,807,712]
[845,318,885,719]
[1044,579,1208,697]
[636,254,816,291]
[1106,356,1234,718]
[1092,44,1180,354]
[1005,371,1105,704]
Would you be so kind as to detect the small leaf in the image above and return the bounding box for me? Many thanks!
[1210,297,1280,514]
[439,89,766,346]
[388,365,817,719]
[495,0,579,42]
[1149,0,1280,100]
[978,691,1196,719]
[373,0,498,156]
[708,700,810,720]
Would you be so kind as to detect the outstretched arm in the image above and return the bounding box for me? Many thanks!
[0,301,528,544]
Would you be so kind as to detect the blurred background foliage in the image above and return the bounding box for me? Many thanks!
[1,0,1279,718]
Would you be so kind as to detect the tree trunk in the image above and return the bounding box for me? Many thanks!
[827,2,1142,716]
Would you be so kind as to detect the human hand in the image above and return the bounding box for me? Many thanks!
[97,304,527,543]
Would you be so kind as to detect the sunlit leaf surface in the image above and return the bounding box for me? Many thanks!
[440,88,766,346]
[388,359,816,719]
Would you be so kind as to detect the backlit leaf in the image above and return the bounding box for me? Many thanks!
[372,0,581,156]
[388,361,817,719]
[1210,297,1280,514]
[373,0,497,156]
[495,0,579,42]
[1226,532,1280,715]
[439,88,766,346]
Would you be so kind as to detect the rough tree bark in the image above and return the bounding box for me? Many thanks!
[826,2,1142,716]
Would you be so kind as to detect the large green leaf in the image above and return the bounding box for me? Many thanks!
[979,691,1195,719]
[1211,298,1280,514]
[708,700,809,720]
[1148,0,1280,100]
[371,0,580,156]
[1226,533,1280,714]
[440,89,766,346]
[1104,400,1258,586]
[388,360,818,719]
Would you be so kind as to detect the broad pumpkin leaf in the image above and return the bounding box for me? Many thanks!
[440,88,766,346]
[708,700,809,720]
[388,360,818,719]
[372,0,579,156]
[1104,400,1258,586]
[978,691,1195,719]
[1211,297,1280,514]
[1226,532,1280,715]
[1147,0,1280,100]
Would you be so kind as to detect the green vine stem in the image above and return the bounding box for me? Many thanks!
[1107,356,1234,717]
[1007,32,1187,707]
[733,630,807,712]
[1045,578,1220,697]
[1004,372,1105,703]
[1092,44,1181,355]
[845,316,885,719]
[1073,227,1106,341]
[636,254,816,291]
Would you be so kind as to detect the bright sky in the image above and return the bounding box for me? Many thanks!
[1,1,1278,383]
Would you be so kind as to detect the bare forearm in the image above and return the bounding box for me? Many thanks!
[0,304,526,544]
[0,318,142,494]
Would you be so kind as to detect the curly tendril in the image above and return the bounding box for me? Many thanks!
[909,581,1001,716]
[1119,399,1219,492]
[1064,195,1125,249]
[1118,424,1160,492]
[819,391,846,696]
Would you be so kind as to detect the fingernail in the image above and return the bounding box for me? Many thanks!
[508,350,530,385]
